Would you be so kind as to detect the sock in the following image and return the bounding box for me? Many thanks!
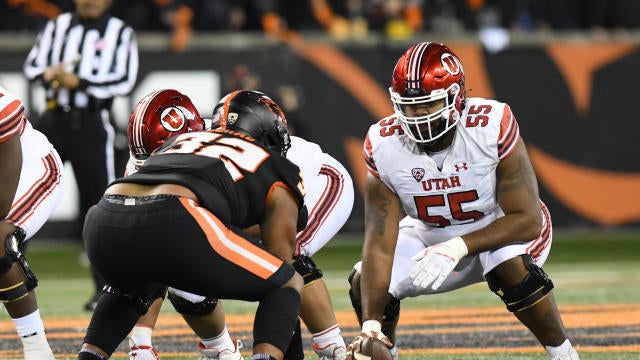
[21,332,55,359]
[200,326,235,350]
[13,309,46,337]
[312,324,345,348]
[79,348,107,360]
[130,325,153,347]
[545,339,574,358]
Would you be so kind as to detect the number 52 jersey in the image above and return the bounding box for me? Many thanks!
[113,128,307,230]
[364,97,524,243]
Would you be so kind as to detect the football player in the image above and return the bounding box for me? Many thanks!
[346,42,579,360]
[0,86,64,359]
[77,89,307,360]
[127,90,355,360]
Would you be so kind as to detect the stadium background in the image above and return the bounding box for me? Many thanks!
[1,2,640,358]
[1,32,639,236]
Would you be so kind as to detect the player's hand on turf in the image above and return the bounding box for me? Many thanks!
[409,237,468,290]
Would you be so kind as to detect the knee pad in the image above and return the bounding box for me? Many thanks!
[292,255,323,286]
[485,254,554,312]
[382,295,400,324]
[102,286,165,316]
[347,268,363,324]
[0,228,38,303]
[347,268,400,327]
[167,292,218,315]
[254,287,302,354]
[84,292,150,356]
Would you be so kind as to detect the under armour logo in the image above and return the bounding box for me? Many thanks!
[454,163,468,172]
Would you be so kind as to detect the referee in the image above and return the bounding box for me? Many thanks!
[23,0,138,311]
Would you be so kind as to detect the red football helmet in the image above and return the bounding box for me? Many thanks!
[127,89,204,167]
[389,42,466,144]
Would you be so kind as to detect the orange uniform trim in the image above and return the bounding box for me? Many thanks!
[179,198,283,280]
[266,181,300,207]
[219,91,241,128]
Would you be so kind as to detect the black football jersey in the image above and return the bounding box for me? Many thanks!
[111,129,306,229]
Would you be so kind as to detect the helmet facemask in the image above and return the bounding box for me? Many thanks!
[390,82,461,144]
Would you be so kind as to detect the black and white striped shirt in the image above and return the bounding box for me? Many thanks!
[23,11,138,111]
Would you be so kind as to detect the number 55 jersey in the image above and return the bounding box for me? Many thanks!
[364,97,549,245]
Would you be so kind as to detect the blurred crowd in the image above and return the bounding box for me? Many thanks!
[3,0,640,51]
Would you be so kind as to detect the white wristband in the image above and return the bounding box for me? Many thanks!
[362,320,382,333]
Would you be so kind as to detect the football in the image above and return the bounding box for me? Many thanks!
[357,337,394,360]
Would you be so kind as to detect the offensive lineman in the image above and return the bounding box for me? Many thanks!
[0,86,64,359]
[125,89,354,360]
[77,89,306,360]
[346,42,579,360]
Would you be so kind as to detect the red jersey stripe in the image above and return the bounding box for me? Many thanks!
[363,133,379,177]
[5,152,63,227]
[526,201,553,260]
[295,164,345,253]
[497,106,520,159]
[0,100,26,143]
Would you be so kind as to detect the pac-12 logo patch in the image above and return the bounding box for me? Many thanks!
[160,106,187,132]
[411,168,425,182]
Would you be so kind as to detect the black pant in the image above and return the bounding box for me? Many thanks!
[35,107,114,293]
[83,195,295,299]
[83,195,301,356]
[36,107,114,233]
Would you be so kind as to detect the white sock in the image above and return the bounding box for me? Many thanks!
[545,339,574,358]
[13,309,46,337]
[201,326,235,349]
[21,332,55,359]
[312,324,345,348]
[130,325,153,347]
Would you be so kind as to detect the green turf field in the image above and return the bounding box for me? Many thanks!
[2,229,639,359]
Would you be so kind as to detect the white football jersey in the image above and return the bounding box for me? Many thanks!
[360,97,552,297]
[287,136,354,256]
[0,86,64,239]
[124,156,137,176]
[364,97,521,243]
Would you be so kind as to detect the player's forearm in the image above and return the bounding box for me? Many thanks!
[360,270,392,322]
[461,211,541,255]
[360,241,394,322]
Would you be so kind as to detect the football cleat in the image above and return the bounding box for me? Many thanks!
[198,339,243,360]
[129,338,160,360]
[312,341,347,360]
